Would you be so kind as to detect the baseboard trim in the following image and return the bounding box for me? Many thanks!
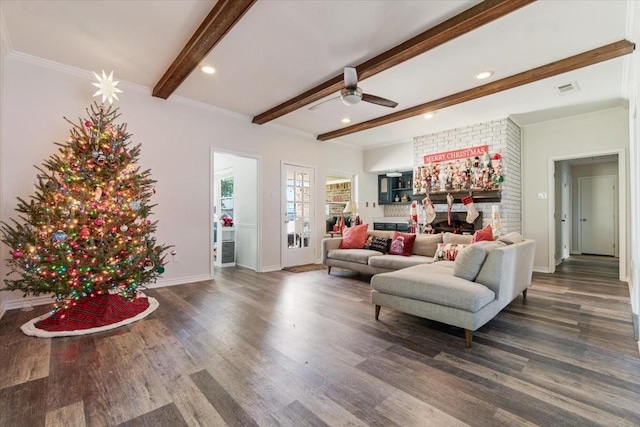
[261,265,282,273]
[633,313,639,341]
[4,295,54,312]
[533,266,552,273]
[149,274,213,289]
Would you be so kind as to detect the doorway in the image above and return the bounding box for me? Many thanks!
[325,172,355,234]
[212,151,260,271]
[282,163,315,268]
[551,152,623,279]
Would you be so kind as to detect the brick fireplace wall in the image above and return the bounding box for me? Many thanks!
[384,118,522,234]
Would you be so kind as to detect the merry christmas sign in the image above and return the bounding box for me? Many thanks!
[423,145,488,164]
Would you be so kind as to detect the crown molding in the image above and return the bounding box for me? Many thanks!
[8,51,151,96]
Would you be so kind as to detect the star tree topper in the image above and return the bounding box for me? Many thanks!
[92,70,123,104]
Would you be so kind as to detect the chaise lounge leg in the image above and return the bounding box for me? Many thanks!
[522,289,527,299]
[327,266,331,274]
[375,305,381,320]
[464,329,473,348]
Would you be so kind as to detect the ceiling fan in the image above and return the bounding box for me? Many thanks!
[309,67,399,111]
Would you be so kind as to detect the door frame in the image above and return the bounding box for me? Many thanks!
[577,175,616,256]
[547,148,626,281]
[281,161,316,268]
[210,148,262,273]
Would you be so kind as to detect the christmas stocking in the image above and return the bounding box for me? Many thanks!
[446,193,454,225]
[462,195,479,224]
[422,197,436,224]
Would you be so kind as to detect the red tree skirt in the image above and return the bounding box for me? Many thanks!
[21,293,158,337]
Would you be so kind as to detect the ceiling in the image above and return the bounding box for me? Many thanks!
[0,1,635,149]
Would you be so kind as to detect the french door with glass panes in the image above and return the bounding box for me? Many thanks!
[282,164,314,267]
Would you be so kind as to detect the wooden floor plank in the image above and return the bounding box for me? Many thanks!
[45,400,87,427]
[0,254,638,426]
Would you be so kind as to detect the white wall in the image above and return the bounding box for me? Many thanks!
[0,56,366,311]
[521,108,629,273]
[363,140,413,173]
[625,0,640,331]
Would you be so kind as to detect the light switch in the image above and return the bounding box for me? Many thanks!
[537,192,547,199]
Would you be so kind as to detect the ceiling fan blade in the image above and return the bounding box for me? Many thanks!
[308,96,340,111]
[344,67,358,90]
[362,93,398,108]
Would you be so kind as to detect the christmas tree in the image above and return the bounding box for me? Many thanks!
[1,86,169,329]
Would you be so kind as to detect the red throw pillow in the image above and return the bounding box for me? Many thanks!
[340,224,369,249]
[388,231,417,257]
[471,224,493,243]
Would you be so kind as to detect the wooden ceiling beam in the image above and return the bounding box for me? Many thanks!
[317,40,635,141]
[252,0,536,125]
[153,0,256,99]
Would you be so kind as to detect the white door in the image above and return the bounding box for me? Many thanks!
[579,176,615,256]
[560,169,571,260]
[282,164,315,267]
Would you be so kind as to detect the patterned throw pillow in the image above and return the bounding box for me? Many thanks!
[388,231,417,257]
[366,236,391,253]
[433,243,469,261]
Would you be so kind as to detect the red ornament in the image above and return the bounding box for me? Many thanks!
[492,153,502,160]
[84,120,92,128]
[12,250,23,259]
[79,226,90,239]
[94,218,105,226]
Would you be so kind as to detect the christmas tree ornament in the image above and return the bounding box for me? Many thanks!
[61,208,70,217]
[156,266,165,274]
[130,200,141,211]
[45,179,57,191]
[462,194,479,224]
[143,260,155,271]
[12,250,23,259]
[133,218,142,226]
[120,225,128,232]
[52,230,68,244]
[92,70,123,104]
[94,218,105,226]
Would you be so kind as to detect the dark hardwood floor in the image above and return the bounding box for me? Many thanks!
[1,256,639,426]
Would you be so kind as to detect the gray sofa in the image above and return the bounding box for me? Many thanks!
[371,237,536,347]
[322,230,451,275]
[321,230,536,347]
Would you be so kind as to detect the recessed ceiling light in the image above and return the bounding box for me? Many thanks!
[201,66,216,74]
[341,117,351,123]
[423,111,436,119]
[475,70,493,80]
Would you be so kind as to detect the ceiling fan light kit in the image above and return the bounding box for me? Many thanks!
[340,87,363,106]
